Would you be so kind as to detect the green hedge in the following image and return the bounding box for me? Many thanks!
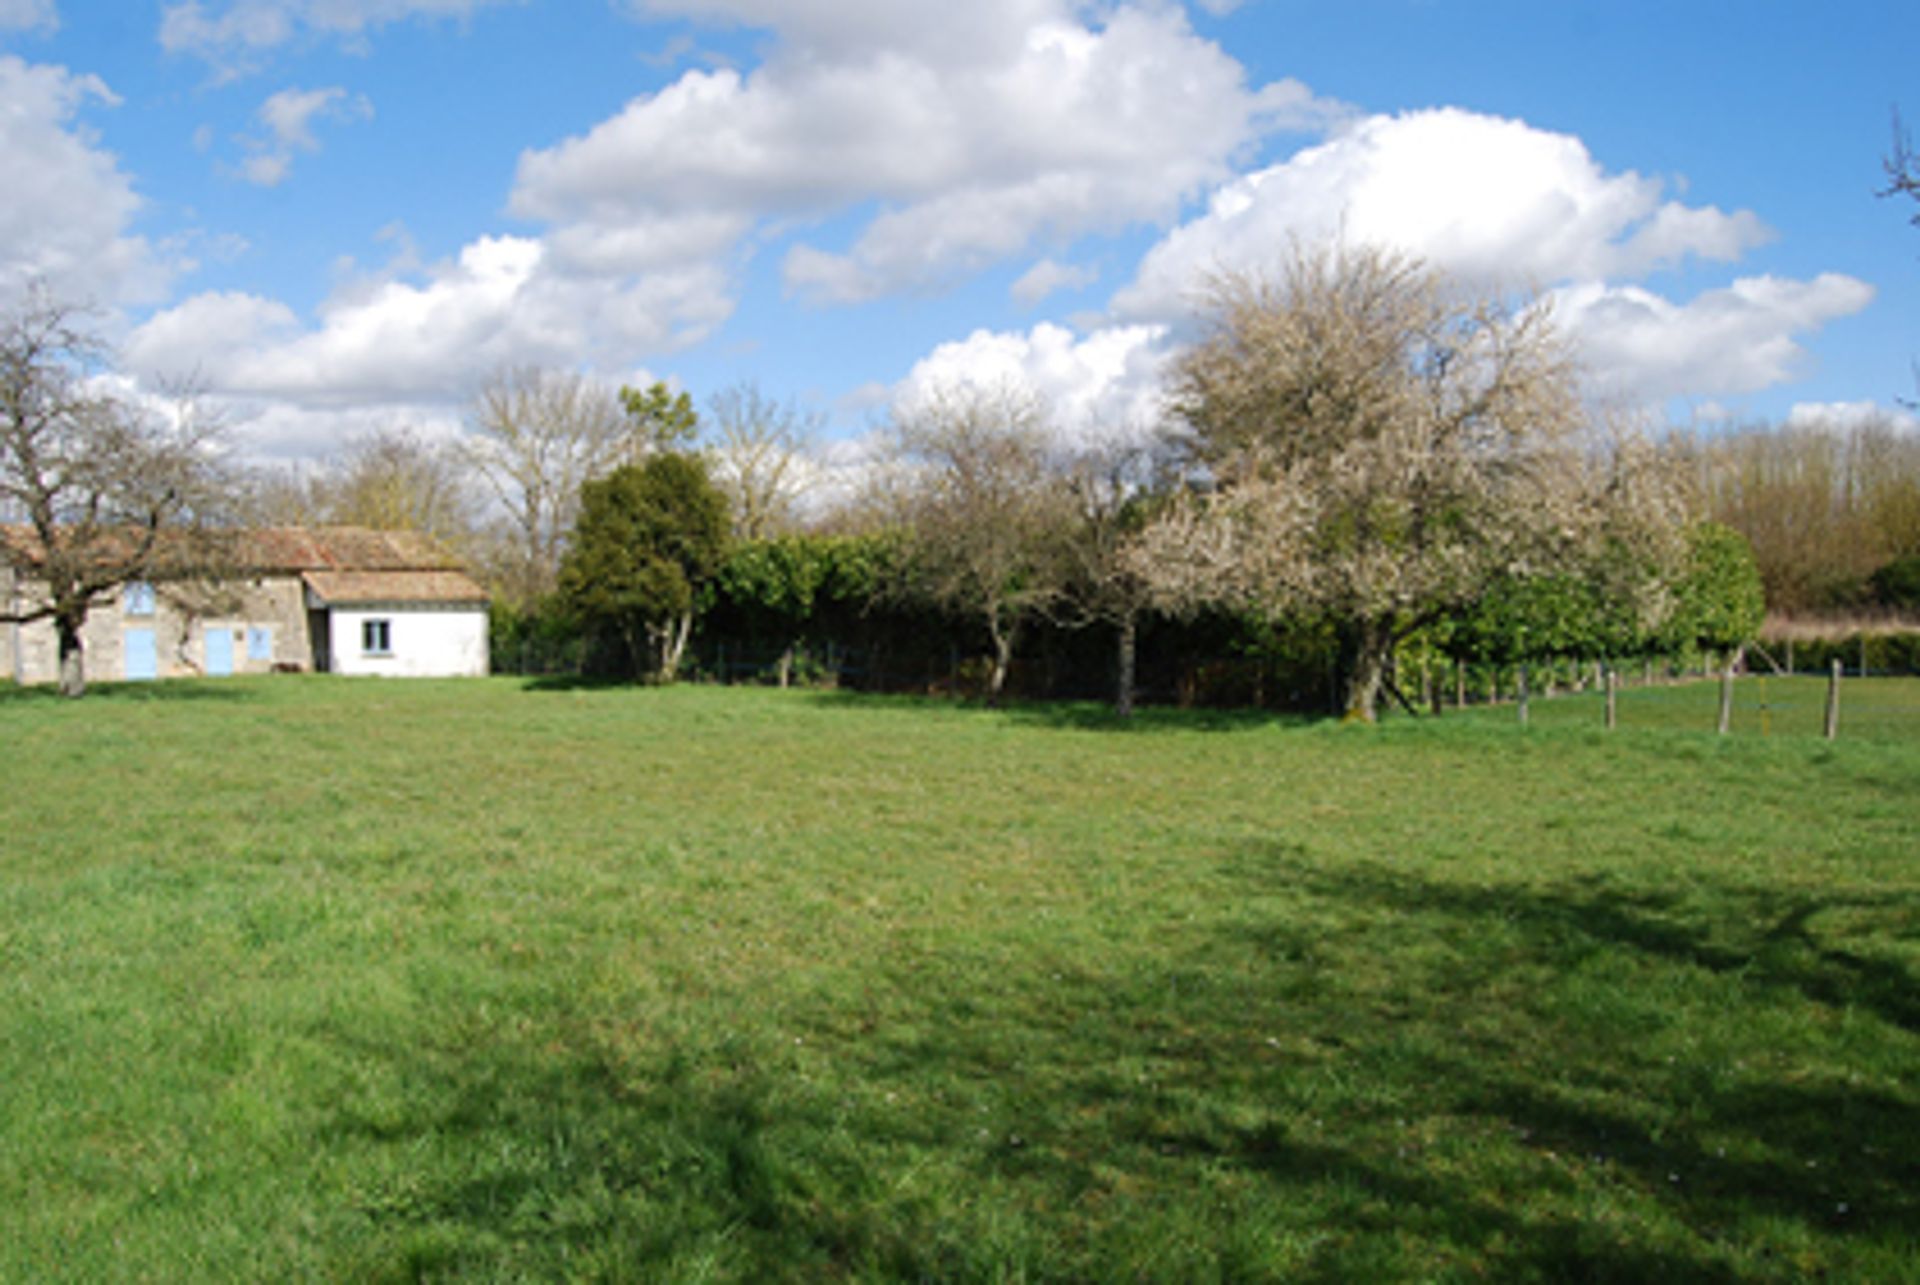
[1771,632,1920,676]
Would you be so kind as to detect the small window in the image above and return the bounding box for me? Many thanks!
[361,618,392,655]
[247,626,273,662]
[124,581,156,617]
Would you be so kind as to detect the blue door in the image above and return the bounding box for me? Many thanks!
[204,626,233,677]
[124,628,157,681]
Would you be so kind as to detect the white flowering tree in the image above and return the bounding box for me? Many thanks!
[1133,243,1684,721]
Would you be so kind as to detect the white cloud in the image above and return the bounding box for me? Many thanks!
[130,2,1348,462]
[159,0,512,73]
[1011,257,1098,307]
[517,1,1343,304]
[224,399,469,460]
[126,234,735,412]
[0,0,56,33]
[895,320,1171,448]
[0,55,169,306]
[235,85,372,186]
[1107,106,1871,406]
[1115,107,1772,320]
[1556,274,1874,402]
[1786,400,1920,435]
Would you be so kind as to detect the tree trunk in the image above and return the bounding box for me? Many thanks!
[986,638,1012,707]
[1341,618,1392,723]
[985,615,1017,708]
[57,612,86,698]
[1114,610,1138,719]
[651,611,693,683]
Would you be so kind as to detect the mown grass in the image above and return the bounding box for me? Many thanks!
[0,677,1915,1281]
[1453,673,1920,743]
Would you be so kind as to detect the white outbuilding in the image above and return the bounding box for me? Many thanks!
[1,526,490,684]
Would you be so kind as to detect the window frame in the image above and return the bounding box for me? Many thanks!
[360,618,393,656]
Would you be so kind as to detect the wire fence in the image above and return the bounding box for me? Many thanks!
[1443,667,1919,743]
[497,632,1919,744]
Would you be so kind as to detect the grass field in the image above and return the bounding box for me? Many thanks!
[1,676,1915,1281]
[1450,672,1920,744]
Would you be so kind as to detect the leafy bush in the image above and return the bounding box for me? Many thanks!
[1869,554,1920,610]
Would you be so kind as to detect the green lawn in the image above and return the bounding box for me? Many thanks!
[1454,672,1920,743]
[1,677,1915,1281]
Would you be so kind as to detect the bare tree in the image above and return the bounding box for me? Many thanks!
[1685,414,1920,612]
[1059,440,1166,717]
[321,427,480,546]
[1884,108,1920,225]
[1883,109,1920,404]
[706,381,819,539]
[0,286,237,697]
[251,425,480,554]
[880,383,1075,706]
[463,367,629,605]
[1134,244,1626,722]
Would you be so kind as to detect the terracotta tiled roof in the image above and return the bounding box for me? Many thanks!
[301,569,488,606]
[2,524,470,576]
[2,524,488,606]
[242,527,467,573]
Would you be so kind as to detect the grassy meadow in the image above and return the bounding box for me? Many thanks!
[0,675,1916,1281]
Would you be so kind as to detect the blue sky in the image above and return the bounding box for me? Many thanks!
[2,0,1914,461]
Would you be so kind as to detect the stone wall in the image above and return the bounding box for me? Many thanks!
[1,572,316,686]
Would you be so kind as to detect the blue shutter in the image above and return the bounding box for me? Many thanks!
[124,629,157,681]
[204,627,233,677]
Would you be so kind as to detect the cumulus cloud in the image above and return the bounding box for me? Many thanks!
[126,235,734,416]
[1786,400,1920,435]
[1556,274,1874,402]
[1115,108,1773,320]
[0,55,169,306]
[0,0,57,33]
[517,0,1343,304]
[1011,257,1099,307]
[159,0,512,73]
[1103,106,1873,405]
[235,85,372,186]
[894,320,1171,448]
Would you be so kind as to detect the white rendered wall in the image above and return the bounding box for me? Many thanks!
[328,606,489,677]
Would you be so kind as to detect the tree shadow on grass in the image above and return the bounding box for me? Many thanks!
[797,686,1324,734]
[1227,848,1920,1037]
[1214,842,1920,1268]
[292,842,1917,1279]
[303,1009,1749,1282]
[517,674,642,694]
[0,678,257,703]
[305,1027,1054,1281]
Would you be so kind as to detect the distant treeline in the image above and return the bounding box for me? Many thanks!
[491,522,1822,709]
[1684,417,1920,616]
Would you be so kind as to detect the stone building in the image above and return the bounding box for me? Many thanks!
[1,527,489,685]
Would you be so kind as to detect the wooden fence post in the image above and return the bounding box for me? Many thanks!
[1605,665,1617,730]
[1717,664,1734,735]
[1825,658,1841,741]
[1517,663,1530,728]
